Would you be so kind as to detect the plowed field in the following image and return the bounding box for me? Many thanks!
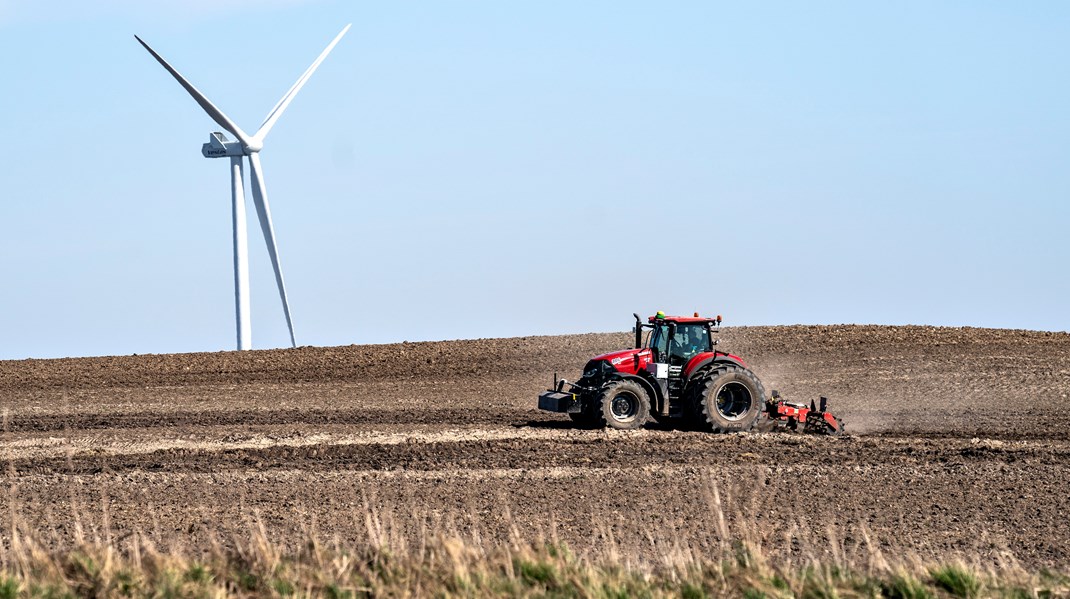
[2,325,1068,568]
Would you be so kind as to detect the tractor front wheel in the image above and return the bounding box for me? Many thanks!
[598,380,651,430]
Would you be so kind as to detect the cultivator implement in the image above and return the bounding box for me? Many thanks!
[759,391,844,435]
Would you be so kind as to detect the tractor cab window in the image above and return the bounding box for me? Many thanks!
[648,323,711,365]
[648,324,669,361]
[669,323,711,365]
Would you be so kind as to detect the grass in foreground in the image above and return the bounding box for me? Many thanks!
[0,534,1066,598]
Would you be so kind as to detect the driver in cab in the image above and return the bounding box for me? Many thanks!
[670,327,707,364]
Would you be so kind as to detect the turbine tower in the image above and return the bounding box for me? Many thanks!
[135,25,350,350]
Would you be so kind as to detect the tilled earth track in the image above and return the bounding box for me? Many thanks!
[1,326,1069,568]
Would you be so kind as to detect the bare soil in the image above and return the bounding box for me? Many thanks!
[1,325,1069,568]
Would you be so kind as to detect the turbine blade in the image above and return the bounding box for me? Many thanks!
[135,35,251,145]
[253,24,351,143]
[247,153,297,348]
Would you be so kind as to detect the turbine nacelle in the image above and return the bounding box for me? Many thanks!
[202,132,245,158]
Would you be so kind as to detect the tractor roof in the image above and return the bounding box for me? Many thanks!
[648,314,720,325]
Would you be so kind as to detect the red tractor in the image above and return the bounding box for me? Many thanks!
[538,312,843,434]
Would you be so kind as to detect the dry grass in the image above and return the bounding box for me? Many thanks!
[0,528,1067,598]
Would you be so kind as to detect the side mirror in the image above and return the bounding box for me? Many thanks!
[667,322,677,339]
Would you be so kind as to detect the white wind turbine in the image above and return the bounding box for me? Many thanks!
[135,25,350,350]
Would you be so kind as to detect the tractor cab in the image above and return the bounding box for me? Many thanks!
[637,312,721,370]
[645,317,715,368]
[632,312,722,400]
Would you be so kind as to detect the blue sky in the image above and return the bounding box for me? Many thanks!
[1,1,1067,359]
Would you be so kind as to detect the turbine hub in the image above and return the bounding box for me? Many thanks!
[243,139,263,153]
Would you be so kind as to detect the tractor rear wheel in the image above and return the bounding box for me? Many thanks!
[693,365,765,433]
[598,380,650,430]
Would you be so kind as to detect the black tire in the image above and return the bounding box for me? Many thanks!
[598,380,651,430]
[692,365,765,433]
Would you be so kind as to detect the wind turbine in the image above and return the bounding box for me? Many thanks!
[135,25,351,350]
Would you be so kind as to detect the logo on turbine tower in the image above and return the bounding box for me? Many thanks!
[135,25,351,351]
